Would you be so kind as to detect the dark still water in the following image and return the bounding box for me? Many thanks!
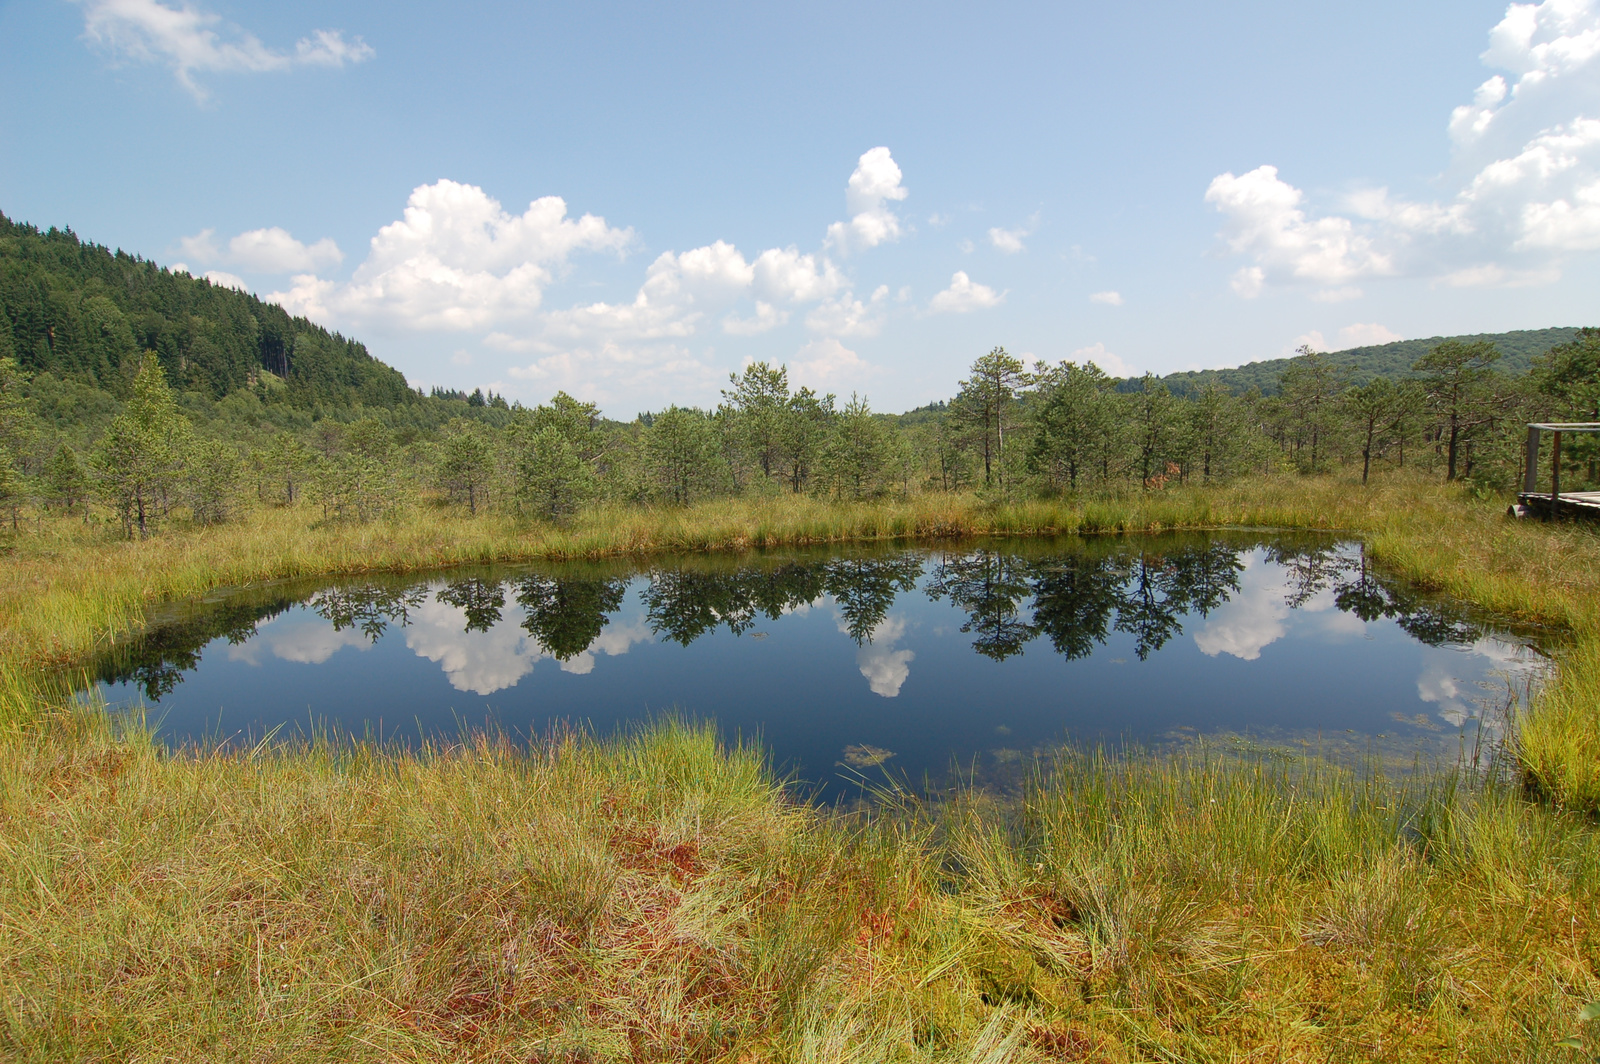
[91,534,1546,792]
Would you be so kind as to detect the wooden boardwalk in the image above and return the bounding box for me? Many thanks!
[1515,490,1600,518]
[1515,422,1600,520]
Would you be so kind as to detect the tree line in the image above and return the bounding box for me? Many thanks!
[1,327,1597,537]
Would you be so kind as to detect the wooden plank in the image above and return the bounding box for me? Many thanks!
[1526,426,1541,493]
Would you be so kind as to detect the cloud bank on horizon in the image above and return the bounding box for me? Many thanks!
[237,147,1012,405]
[71,0,1600,413]
[1208,0,1600,300]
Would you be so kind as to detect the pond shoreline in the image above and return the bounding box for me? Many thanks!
[84,533,1545,790]
[7,477,1600,1057]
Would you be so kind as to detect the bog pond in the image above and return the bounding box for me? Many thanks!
[90,533,1547,794]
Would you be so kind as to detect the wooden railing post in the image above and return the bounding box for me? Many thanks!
[1552,431,1563,505]
[1525,426,1541,494]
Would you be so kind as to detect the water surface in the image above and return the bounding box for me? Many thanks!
[91,534,1546,793]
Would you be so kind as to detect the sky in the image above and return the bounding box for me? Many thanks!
[3,0,1599,416]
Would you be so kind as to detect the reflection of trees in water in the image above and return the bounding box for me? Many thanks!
[91,598,295,701]
[515,575,627,660]
[1166,545,1245,618]
[642,556,924,646]
[643,570,761,645]
[1333,547,1481,646]
[927,551,1037,660]
[435,578,506,633]
[1115,555,1197,661]
[1270,543,1484,647]
[310,585,427,640]
[1115,546,1246,660]
[931,542,1245,662]
[824,556,924,644]
[1265,543,1349,609]
[1029,555,1124,660]
[89,538,1501,705]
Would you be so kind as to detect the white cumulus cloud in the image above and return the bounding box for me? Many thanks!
[1210,0,1600,296]
[261,151,908,410]
[989,226,1028,253]
[928,271,1003,313]
[791,337,872,388]
[179,225,343,273]
[825,147,909,254]
[1338,322,1404,347]
[1071,342,1135,378]
[78,0,373,101]
[752,247,845,302]
[1088,290,1123,306]
[271,180,632,331]
[723,301,789,336]
[1206,165,1393,288]
[805,285,889,337]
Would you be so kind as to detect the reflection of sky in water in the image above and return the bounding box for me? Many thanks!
[96,541,1549,788]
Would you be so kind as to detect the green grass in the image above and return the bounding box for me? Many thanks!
[4,473,1600,1059]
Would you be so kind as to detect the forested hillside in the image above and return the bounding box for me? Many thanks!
[0,212,415,410]
[1155,327,1580,397]
[2,210,1596,541]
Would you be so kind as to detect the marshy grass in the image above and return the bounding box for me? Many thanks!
[3,705,1598,1061]
[5,473,1600,1058]
[3,473,1585,672]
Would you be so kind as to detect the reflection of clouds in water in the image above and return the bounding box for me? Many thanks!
[547,616,653,676]
[1194,554,1369,660]
[1417,665,1473,727]
[1418,636,1548,730]
[1317,610,1368,637]
[226,614,372,666]
[842,613,915,698]
[405,601,655,691]
[1468,635,1545,675]
[406,599,541,695]
[1298,584,1369,637]
[1192,556,1290,661]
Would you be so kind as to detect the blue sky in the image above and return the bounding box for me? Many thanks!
[3,0,1598,415]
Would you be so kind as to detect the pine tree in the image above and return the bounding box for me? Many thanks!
[1030,360,1112,491]
[644,407,721,505]
[1414,340,1504,480]
[951,347,1027,488]
[185,436,243,525]
[92,353,190,537]
[824,394,891,498]
[722,361,791,482]
[515,425,595,520]
[436,420,495,514]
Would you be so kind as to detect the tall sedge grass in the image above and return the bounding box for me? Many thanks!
[3,705,1598,1060]
[6,473,1600,1057]
[0,474,1551,672]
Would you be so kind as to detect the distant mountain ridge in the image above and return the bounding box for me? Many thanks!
[1151,327,1581,396]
